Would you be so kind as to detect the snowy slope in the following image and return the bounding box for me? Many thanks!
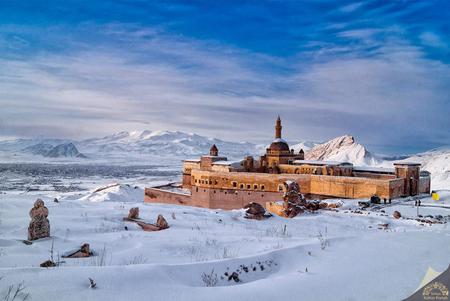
[0,187,449,301]
[290,141,318,153]
[79,183,144,202]
[305,135,380,166]
[399,147,450,190]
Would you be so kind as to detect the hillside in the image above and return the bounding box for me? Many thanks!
[304,135,380,166]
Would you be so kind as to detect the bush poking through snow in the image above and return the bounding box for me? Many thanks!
[124,254,148,265]
[90,245,110,266]
[201,269,218,287]
[317,231,330,250]
[1,279,30,301]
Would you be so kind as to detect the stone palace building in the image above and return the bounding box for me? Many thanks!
[145,117,431,209]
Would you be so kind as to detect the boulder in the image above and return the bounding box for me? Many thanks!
[128,207,139,219]
[40,260,56,268]
[28,199,50,241]
[244,202,269,220]
[393,211,402,219]
[156,215,169,229]
[136,221,161,231]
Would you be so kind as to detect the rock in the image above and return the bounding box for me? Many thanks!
[228,272,240,282]
[281,181,307,218]
[53,198,59,203]
[62,243,92,258]
[28,199,50,241]
[156,214,169,229]
[243,202,269,220]
[393,211,402,219]
[128,207,139,219]
[40,260,56,268]
[136,221,161,231]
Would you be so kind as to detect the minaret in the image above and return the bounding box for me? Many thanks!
[275,115,282,139]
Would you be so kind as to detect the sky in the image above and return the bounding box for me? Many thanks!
[0,0,449,155]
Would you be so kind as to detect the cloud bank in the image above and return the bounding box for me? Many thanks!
[0,1,449,154]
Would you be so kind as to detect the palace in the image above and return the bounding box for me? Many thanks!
[144,117,431,209]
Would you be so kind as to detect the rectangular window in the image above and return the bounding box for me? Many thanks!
[261,185,265,191]
[239,183,244,189]
[246,184,251,190]
[232,181,237,188]
[253,184,258,190]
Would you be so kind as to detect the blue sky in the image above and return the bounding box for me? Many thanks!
[0,0,449,154]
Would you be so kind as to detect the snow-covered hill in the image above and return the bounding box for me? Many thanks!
[304,135,380,166]
[399,147,450,190]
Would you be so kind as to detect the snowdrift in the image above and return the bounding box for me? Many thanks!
[80,183,144,203]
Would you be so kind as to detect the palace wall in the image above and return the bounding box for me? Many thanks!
[419,176,431,194]
[144,188,193,206]
[352,171,396,180]
[191,187,283,210]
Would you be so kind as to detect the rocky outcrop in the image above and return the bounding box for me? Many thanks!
[282,181,307,218]
[128,207,139,219]
[393,211,402,219]
[28,199,50,241]
[244,202,271,220]
[156,215,169,229]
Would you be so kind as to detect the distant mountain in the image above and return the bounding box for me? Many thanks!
[79,130,261,159]
[23,143,54,156]
[23,142,87,158]
[304,135,380,166]
[45,143,87,158]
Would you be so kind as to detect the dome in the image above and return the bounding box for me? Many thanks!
[268,138,290,151]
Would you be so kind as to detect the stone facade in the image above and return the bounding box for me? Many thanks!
[144,117,431,210]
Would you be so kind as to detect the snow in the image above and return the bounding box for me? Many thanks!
[396,147,450,190]
[79,183,144,203]
[1,183,449,300]
[353,166,395,173]
[305,135,380,166]
[292,159,344,166]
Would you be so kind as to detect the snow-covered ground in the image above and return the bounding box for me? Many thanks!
[1,183,449,301]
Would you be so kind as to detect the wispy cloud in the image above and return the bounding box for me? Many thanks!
[0,1,449,154]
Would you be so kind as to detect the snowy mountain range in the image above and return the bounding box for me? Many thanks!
[0,130,448,189]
